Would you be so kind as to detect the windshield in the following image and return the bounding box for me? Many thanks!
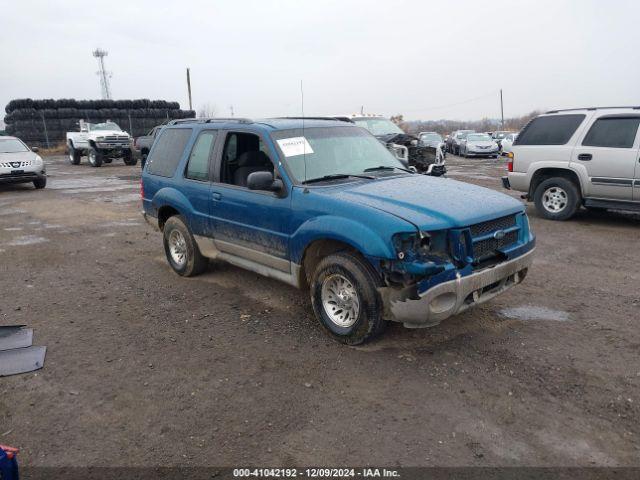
[90,122,121,131]
[271,126,405,183]
[420,133,442,143]
[352,118,404,136]
[455,132,468,139]
[494,132,508,139]
[467,134,492,141]
[0,138,29,153]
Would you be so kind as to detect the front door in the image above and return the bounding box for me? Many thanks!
[572,115,640,201]
[209,131,292,272]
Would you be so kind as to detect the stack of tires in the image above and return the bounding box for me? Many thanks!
[3,99,195,148]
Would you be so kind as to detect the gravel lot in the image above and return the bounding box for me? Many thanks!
[1,154,639,467]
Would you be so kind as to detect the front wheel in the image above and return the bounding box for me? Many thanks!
[68,144,81,165]
[33,177,46,189]
[534,177,581,221]
[88,147,103,167]
[162,215,208,277]
[310,252,386,345]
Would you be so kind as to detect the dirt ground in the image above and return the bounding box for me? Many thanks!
[0,154,639,468]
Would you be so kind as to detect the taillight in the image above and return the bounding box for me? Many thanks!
[140,178,144,200]
[506,152,514,172]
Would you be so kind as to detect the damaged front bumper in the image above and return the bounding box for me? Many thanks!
[379,247,535,328]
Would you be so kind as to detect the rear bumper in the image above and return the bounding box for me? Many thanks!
[381,247,535,328]
[142,211,160,231]
[0,171,45,185]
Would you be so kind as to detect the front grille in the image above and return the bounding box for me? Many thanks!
[474,230,519,259]
[469,215,516,237]
[1,160,33,168]
[104,135,129,142]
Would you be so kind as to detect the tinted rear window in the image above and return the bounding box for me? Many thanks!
[146,128,193,177]
[582,117,640,148]
[515,114,585,146]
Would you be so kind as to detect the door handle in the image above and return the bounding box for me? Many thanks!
[211,192,222,201]
[578,153,592,161]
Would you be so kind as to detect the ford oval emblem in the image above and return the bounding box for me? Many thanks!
[493,230,506,240]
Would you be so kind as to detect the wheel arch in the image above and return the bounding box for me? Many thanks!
[152,188,195,231]
[528,167,583,199]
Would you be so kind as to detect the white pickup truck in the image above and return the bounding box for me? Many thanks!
[66,120,136,167]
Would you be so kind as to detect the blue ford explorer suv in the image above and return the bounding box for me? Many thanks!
[142,118,535,345]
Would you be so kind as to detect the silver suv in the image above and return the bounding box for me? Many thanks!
[503,107,640,220]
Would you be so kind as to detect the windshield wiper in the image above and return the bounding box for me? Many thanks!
[301,174,375,185]
[363,165,414,174]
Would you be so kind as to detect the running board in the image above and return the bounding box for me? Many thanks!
[0,326,47,377]
[0,346,47,377]
[0,326,33,351]
[584,199,640,212]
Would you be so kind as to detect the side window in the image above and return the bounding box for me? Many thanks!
[582,117,640,148]
[146,128,193,177]
[185,130,217,181]
[219,132,274,188]
[515,114,585,146]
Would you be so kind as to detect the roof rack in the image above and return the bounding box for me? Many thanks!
[546,106,640,114]
[167,117,254,125]
[274,116,352,122]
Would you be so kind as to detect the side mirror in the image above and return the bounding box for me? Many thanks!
[31,147,39,153]
[247,171,283,193]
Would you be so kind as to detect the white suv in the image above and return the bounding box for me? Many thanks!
[503,107,640,220]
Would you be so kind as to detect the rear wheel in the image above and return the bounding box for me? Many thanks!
[162,215,208,277]
[88,147,103,167]
[534,177,581,221]
[123,150,137,166]
[68,144,81,165]
[310,252,386,345]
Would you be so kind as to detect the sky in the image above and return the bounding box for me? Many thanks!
[1,0,639,123]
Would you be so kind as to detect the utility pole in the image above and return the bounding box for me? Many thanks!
[93,48,112,100]
[500,89,504,129]
[229,105,234,117]
[186,68,193,110]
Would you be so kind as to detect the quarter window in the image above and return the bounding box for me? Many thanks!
[186,130,217,181]
[582,117,640,148]
[515,114,585,146]
[146,128,192,177]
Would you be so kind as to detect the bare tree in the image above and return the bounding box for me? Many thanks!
[197,103,218,118]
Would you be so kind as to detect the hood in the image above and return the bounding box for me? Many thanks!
[375,133,418,146]
[90,130,129,137]
[0,151,38,161]
[327,175,524,231]
[467,140,496,148]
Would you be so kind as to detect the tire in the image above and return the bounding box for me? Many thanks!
[310,252,386,345]
[123,150,137,166]
[140,153,148,169]
[534,177,581,221]
[88,147,103,167]
[33,177,46,189]
[68,144,81,165]
[162,215,208,277]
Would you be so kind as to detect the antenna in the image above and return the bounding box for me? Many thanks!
[93,48,112,100]
[301,80,307,183]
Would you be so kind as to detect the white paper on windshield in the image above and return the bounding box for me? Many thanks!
[276,137,314,157]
